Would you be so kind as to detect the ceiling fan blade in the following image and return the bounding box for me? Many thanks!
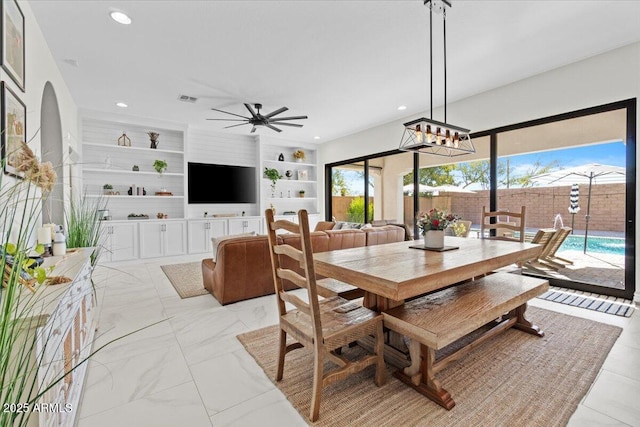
[267,115,308,121]
[250,126,257,133]
[264,106,288,118]
[244,103,259,119]
[270,122,303,128]
[206,119,247,121]
[223,123,251,129]
[265,123,282,133]
[210,107,249,119]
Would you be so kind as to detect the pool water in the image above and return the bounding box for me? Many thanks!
[559,234,625,256]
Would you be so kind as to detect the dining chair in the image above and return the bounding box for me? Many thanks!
[481,206,526,242]
[264,209,386,422]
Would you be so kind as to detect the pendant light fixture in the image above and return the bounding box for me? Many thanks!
[399,0,475,157]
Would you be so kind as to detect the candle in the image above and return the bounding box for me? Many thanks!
[38,227,52,244]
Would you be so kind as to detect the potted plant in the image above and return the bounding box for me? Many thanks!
[264,167,282,196]
[153,159,168,174]
[417,208,455,249]
[299,190,305,198]
[293,149,306,162]
[103,183,114,195]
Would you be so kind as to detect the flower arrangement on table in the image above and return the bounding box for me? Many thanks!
[416,208,456,233]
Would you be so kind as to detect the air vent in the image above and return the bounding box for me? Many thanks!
[177,94,198,103]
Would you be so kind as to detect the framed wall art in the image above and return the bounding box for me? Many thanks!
[1,0,24,91]
[1,81,26,178]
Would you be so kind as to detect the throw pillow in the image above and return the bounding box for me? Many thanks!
[211,232,256,262]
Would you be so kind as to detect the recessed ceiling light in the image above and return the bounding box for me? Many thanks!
[110,11,132,25]
[115,102,128,108]
[397,105,407,111]
[314,136,320,140]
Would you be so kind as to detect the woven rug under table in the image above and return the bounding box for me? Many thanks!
[160,261,209,299]
[237,306,621,426]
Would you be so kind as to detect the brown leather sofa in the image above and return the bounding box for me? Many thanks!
[201,224,405,305]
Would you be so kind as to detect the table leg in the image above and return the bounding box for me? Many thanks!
[512,303,545,337]
[394,345,455,410]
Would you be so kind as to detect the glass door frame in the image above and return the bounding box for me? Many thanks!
[477,98,636,300]
[324,98,635,300]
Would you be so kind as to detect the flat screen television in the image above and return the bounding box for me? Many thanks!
[188,162,257,204]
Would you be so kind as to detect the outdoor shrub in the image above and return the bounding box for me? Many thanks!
[346,197,373,223]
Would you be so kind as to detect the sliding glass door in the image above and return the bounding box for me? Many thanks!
[325,99,635,300]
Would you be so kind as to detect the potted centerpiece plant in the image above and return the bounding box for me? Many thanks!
[417,208,455,249]
[264,167,282,197]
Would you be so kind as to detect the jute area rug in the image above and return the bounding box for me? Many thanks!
[160,262,209,298]
[237,307,621,426]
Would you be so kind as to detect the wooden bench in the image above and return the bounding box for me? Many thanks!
[383,272,549,410]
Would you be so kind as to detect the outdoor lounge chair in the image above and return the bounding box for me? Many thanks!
[523,228,557,272]
[537,226,574,269]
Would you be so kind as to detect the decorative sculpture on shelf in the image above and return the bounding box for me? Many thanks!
[118,132,131,146]
[148,131,160,149]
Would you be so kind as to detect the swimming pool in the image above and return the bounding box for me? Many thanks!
[558,234,625,256]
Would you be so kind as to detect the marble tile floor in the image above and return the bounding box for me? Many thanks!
[77,254,640,427]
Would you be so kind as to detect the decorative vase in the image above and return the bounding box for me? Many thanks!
[423,229,445,249]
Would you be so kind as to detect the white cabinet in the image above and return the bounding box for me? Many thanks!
[101,221,139,262]
[187,219,227,254]
[34,249,95,427]
[228,218,262,235]
[139,220,187,259]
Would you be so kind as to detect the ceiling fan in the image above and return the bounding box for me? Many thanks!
[207,103,308,133]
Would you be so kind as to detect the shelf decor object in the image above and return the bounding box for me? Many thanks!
[1,0,25,91]
[398,0,475,157]
[148,131,160,149]
[118,132,131,146]
[1,82,26,178]
[293,149,305,162]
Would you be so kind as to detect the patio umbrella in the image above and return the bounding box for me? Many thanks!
[430,184,476,193]
[568,183,580,234]
[402,183,438,194]
[532,163,625,253]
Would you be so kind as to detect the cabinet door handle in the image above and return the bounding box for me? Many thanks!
[161,224,166,232]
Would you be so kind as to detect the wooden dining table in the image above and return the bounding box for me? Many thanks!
[313,236,545,407]
[313,236,543,312]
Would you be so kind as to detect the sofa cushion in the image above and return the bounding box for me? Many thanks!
[211,232,256,262]
[363,225,405,246]
[325,229,366,251]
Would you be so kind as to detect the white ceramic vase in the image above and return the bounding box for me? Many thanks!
[423,229,445,249]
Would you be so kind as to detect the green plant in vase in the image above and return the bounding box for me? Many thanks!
[264,167,282,197]
[154,160,168,192]
[153,159,167,174]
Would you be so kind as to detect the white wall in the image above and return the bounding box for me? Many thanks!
[318,41,640,301]
[1,1,78,239]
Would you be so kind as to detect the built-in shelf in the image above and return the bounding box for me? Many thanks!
[83,142,183,155]
[263,159,316,168]
[262,178,315,184]
[88,195,184,199]
[83,168,184,176]
[265,197,317,201]
[82,117,185,220]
